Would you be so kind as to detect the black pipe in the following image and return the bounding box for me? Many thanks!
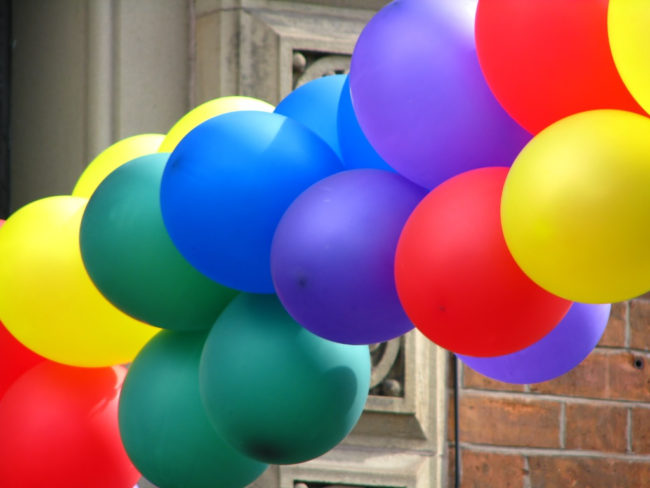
[452,354,460,488]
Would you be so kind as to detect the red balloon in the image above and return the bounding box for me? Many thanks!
[394,167,571,357]
[0,321,44,400]
[0,362,139,488]
[475,0,644,134]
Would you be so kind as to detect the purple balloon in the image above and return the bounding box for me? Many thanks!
[271,169,426,345]
[349,0,530,189]
[459,303,611,384]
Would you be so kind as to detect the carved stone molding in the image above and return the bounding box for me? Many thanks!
[369,337,404,397]
[293,52,350,87]
[278,445,434,488]
[194,0,373,105]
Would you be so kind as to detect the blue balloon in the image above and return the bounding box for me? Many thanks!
[160,111,343,293]
[275,75,346,159]
[337,76,396,172]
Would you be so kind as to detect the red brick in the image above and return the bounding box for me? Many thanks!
[528,456,650,488]
[448,389,456,442]
[458,395,561,448]
[460,450,526,488]
[530,350,650,402]
[598,302,627,347]
[462,364,527,392]
[630,300,650,351]
[448,445,457,487]
[565,404,627,452]
[631,408,650,454]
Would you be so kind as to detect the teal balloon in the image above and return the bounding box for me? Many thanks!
[80,153,237,330]
[119,330,267,488]
[199,294,371,465]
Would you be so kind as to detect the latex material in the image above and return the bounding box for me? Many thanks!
[159,96,273,153]
[476,0,643,134]
[459,303,611,384]
[608,0,650,114]
[0,219,45,400]
[395,167,571,357]
[275,74,345,159]
[199,294,370,464]
[501,110,650,303]
[0,196,158,366]
[0,321,44,401]
[0,363,139,488]
[271,169,425,344]
[160,111,343,293]
[349,0,529,189]
[80,154,237,330]
[72,134,164,198]
[119,330,267,488]
[337,77,395,172]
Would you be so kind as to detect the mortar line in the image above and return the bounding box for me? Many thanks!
[459,442,650,461]
[460,387,650,409]
[559,402,566,449]
[627,407,633,454]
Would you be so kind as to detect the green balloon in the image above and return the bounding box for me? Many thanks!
[119,330,267,488]
[80,153,237,330]
[199,293,371,465]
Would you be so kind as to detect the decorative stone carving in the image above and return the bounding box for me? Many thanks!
[370,338,404,397]
[293,52,351,87]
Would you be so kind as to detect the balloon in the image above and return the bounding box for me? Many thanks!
[459,303,611,384]
[395,167,571,357]
[160,111,343,293]
[271,169,425,344]
[119,330,267,488]
[80,154,237,331]
[0,362,139,488]
[199,294,370,464]
[72,134,164,198]
[275,74,346,159]
[608,0,650,115]
[475,0,644,134]
[0,218,45,399]
[0,321,44,401]
[159,96,274,153]
[349,0,530,189]
[337,76,395,172]
[501,110,650,303]
[0,196,158,367]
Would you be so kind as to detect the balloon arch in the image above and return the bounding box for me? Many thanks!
[1,1,648,487]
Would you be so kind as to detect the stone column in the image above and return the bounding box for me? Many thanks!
[10,0,189,210]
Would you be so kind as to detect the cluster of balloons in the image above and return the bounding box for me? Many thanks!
[1,1,649,487]
[349,0,648,365]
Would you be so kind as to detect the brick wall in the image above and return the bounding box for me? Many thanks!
[448,294,650,488]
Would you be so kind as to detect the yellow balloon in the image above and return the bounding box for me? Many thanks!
[72,134,164,198]
[0,196,158,366]
[158,96,274,153]
[609,0,650,115]
[501,110,650,303]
